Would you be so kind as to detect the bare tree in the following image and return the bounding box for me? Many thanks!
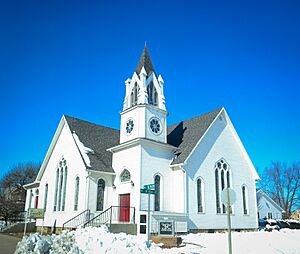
[260,162,300,218]
[0,162,39,225]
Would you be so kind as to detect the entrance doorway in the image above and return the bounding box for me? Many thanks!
[119,194,130,222]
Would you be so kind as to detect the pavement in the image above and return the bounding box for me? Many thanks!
[0,233,20,254]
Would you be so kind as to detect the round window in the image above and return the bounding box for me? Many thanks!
[125,119,134,135]
[149,118,162,135]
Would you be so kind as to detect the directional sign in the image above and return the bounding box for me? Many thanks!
[140,188,157,194]
[144,184,156,190]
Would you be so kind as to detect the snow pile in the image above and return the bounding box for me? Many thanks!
[72,132,94,167]
[14,225,162,254]
[14,230,80,254]
[14,226,300,254]
[74,226,161,254]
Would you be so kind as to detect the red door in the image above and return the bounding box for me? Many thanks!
[35,196,39,208]
[119,194,130,222]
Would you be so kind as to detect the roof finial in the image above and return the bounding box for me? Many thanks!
[144,40,147,48]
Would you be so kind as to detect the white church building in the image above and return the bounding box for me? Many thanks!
[24,47,259,234]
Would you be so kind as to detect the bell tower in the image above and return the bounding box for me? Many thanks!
[120,46,167,144]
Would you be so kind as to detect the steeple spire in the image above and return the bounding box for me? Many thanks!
[135,45,155,77]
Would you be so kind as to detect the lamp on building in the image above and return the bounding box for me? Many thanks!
[131,180,134,187]
[112,184,116,190]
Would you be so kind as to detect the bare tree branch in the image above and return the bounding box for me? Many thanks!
[260,162,300,218]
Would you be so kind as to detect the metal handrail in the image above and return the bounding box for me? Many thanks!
[84,206,135,228]
[63,209,90,229]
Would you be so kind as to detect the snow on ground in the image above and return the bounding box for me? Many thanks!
[14,226,300,254]
[166,229,300,254]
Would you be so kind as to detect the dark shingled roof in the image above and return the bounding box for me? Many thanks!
[64,107,222,172]
[135,46,156,77]
[64,115,120,173]
[167,108,223,165]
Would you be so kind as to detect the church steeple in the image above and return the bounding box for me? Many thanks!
[122,46,166,111]
[120,46,167,144]
[135,46,156,77]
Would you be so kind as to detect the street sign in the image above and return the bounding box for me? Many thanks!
[140,188,157,194]
[144,184,156,190]
[28,208,45,219]
[140,183,157,248]
[221,188,236,206]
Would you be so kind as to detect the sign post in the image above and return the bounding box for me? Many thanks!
[221,188,236,254]
[24,208,45,236]
[23,210,29,236]
[140,184,157,248]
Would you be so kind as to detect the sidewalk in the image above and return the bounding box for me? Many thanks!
[0,233,20,254]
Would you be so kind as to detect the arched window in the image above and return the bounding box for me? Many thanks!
[226,171,230,188]
[214,159,231,214]
[58,168,63,211]
[197,178,204,213]
[147,81,158,106]
[74,177,79,211]
[62,167,68,211]
[97,179,105,211]
[54,169,59,211]
[221,170,226,213]
[120,169,131,182]
[154,175,160,211]
[130,83,139,107]
[215,169,220,213]
[242,185,248,215]
[54,158,67,211]
[44,184,48,211]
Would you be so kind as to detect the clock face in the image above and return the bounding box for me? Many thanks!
[125,119,134,135]
[149,117,162,135]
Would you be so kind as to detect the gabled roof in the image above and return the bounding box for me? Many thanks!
[167,108,223,165]
[64,107,222,171]
[256,188,284,212]
[135,46,156,77]
[64,115,120,173]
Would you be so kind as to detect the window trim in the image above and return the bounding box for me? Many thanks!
[196,177,205,213]
[96,178,106,212]
[154,173,162,211]
[214,158,231,214]
[44,183,48,211]
[120,168,131,183]
[242,184,249,215]
[74,176,80,211]
[149,117,162,135]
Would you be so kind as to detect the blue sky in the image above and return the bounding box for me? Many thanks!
[0,0,299,178]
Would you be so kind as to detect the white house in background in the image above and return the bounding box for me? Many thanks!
[256,189,284,219]
[24,47,259,234]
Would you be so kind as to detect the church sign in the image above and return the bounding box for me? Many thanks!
[159,221,174,235]
[28,208,45,219]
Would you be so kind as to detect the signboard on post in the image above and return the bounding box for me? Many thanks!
[159,221,174,235]
[28,208,45,219]
[24,208,45,236]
